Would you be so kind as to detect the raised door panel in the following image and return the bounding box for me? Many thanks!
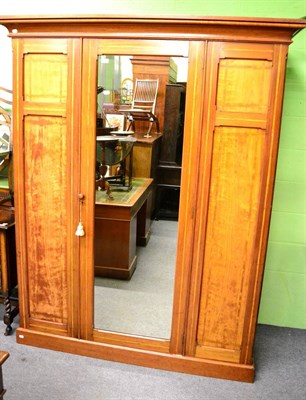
[13,39,82,336]
[196,126,265,362]
[186,42,288,364]
[24,115,68,323]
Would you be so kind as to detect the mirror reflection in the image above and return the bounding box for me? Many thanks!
[94,53,188,339]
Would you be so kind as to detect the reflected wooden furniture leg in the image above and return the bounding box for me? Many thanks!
[0,351,9,400]
[136,190,152,246]
[3,297,18,336]
[0,211,18,335]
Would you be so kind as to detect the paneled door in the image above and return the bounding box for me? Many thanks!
[79,39,205,354]
[184,41,288,365]
[13,38,82,337]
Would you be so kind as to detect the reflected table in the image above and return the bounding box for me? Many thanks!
[96,135,136,199]
[95,178,153,280]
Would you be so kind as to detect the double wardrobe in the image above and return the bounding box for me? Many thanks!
[0,14,305,382]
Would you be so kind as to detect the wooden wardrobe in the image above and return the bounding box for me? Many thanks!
[1,15,305,383]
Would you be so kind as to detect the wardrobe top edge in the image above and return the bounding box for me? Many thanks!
[1,15,305,41]
[0,14,305,27]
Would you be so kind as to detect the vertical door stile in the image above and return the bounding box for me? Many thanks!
[169,41,207,355]
[66,38,83,339]
[183,41,218,357]
[79,39,99,341]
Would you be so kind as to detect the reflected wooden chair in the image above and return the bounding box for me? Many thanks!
[0,149,13,210]
[0,87,12,123]
[122,79,160,137]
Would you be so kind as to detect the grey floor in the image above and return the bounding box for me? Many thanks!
[0,317,305,400]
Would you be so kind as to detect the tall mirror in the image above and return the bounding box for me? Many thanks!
[93,51,188,339]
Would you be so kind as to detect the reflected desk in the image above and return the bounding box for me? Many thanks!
[95,178,153,280]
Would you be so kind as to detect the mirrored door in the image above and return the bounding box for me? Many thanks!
[94,52,188,340]
[80,39,205,351]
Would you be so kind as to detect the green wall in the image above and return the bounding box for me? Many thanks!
[258,25,306,329]
[4,0,306,329]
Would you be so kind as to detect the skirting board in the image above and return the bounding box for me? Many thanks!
[15,327,255,383]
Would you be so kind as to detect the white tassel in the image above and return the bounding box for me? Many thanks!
[76,193,85,237]
[75,222,85,237]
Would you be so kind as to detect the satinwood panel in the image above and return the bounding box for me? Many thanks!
[24,54,68,103]
[24,116,68,323]
[196,127,265,360]
[217,59,271,113]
